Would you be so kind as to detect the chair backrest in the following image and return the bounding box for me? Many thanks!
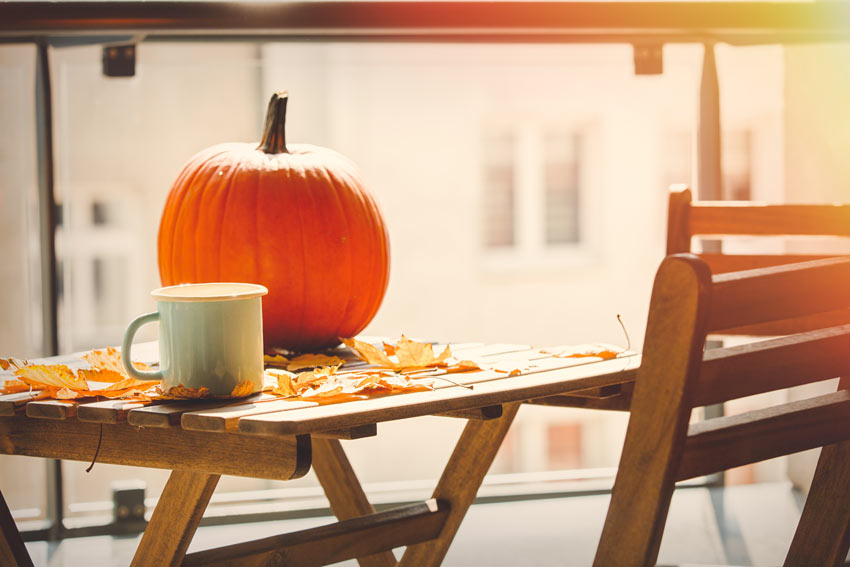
[666,186,850,335]
[595,254,850,566]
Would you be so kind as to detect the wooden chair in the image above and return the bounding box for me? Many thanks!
[667,186,850,335]
[594,254,850,566]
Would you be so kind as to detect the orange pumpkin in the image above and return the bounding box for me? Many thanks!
[158,92,390,352]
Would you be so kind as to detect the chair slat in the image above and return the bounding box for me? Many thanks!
[677,390,850,482]
[708,257,850,332]
[691,325,850,407]
[699,253,835,274]
[690,202,850,237]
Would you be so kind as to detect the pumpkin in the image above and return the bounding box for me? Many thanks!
[157,92,390,352]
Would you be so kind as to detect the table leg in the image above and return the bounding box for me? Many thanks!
[399,401,521,567]
[131,470,220,567]
[0,489,33,567]
[313,437,397,567]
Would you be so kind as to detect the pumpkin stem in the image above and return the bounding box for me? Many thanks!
[258,91,289,154]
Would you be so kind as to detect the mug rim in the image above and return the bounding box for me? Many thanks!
[151,282,268,302]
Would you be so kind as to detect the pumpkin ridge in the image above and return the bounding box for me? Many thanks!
[159,150,214,284]
[216,157,242,283]
[189,163,225,282]
[320,165,355,342]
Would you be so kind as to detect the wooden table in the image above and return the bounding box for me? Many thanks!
[0,341,639,567]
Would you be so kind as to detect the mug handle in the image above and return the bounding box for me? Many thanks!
[122,312,164,381]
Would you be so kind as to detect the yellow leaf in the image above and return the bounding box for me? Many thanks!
[541,344,622,360]
[160,384,211,399]
[82,347,151,380]
[394,335,451,369]
[264,354,290,367]
[16,364,89,391]
[55,387,78,400]
[267,369,298,397]
[286,353,345,372]
[229,380,256,398]
[342,337,393,367]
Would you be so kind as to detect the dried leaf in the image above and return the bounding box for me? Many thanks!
[541,344,622,360]
[342,337,394,367]
[160,384,211,400]
[0,379,30,394]
[82,347,151,380]
[442,359,482,374]
[286,353,345,372]
[229,380,256,398]
[264,354,290,367]
[16,364,89,391]
[267,369,298,397]
[55,387,78,400]
[394,336,452,369]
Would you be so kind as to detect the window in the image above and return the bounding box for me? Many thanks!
[482,125,584,255]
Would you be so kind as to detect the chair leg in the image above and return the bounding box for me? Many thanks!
[130,470,219,567]
[0,489,33,567]
[312,437,397,567]
[785,439,850,566]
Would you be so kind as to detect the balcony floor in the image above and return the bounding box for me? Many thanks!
[24,481,804,566]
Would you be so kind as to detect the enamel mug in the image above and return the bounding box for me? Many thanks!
[122,282,268,397]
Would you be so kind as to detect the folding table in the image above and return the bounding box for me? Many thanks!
[0,341,639,567]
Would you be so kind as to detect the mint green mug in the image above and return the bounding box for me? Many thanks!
[122,282,268,397]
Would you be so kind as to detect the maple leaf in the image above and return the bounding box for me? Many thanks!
[82,347,151,380]
[159,384,211,400]
[16,364,89,391]
[342,337,393,367]
[394,335,451,369]
[286,354,345,372]
[55,387,78,400]
[229,380,257,398]
[264,354,290,367]
[541,344,622,360]
[343,336,452,371]
[267,369,298,397]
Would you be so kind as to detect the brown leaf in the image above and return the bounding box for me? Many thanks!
[229,380,257,398]
[82,347,151,380]
[160,384,211,400]
[342,337,393,367]
[264,354,290,367]
[267,369,298,397]
[541,344,622,360]
[286,353,345,372]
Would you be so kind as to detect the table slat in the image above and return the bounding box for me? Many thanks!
[25,400,76,420]
[77,399,149,424]
[181,399,318,432]
[127,394,278,428]
[239,355,640,436]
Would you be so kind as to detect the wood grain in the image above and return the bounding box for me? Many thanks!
[699,252,835,274]
[709,257,850,333]
[0,414,311,480]
[595,255,712,567]
[238,356,640,436]
[0,489,33,567]
[689,202,850,237]
[24,400,76,420]
[0,392,41,417]
[181,398,317,432]
[437,405,503,420]
[677,390,850,481]
[312,438,397,567]
[691,325,850,407]
[400,402,520,567]
[126,394,278,428]
[77,399,148,424]
[182,499,448,567]
[666,186,692,255]
[131,470,219,567]
[313,424,377,440]
[786,440,850,564]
